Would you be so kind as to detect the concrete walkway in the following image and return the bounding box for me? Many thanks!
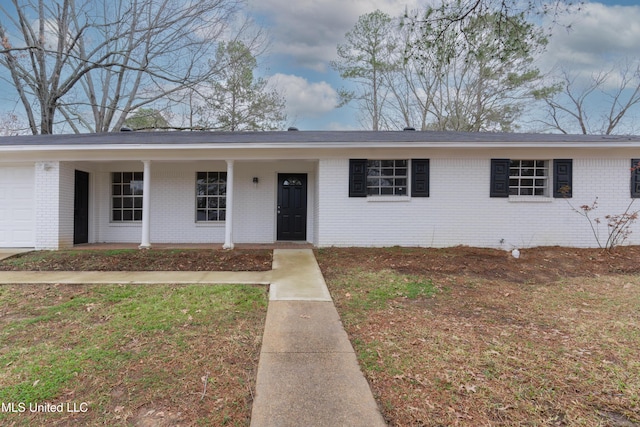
[250,249,386,426]
[0,248,386,426]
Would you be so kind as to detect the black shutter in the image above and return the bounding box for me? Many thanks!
[411,159,430,197]
[553,159,573,198]
[631,159,640,198]
[490,159,510,197]
[349,159,367,197]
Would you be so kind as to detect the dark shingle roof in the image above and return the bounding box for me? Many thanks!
[0,130,638,147]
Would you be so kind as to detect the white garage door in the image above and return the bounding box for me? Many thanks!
[0,165,35,247]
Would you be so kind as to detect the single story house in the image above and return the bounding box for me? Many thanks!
[1,130,639,250]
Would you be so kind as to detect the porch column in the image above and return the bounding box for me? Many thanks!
[139,160,152,249]
[223,160,234,249]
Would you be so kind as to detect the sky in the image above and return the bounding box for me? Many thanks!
[247,0,640,131]
[2,0,640,133]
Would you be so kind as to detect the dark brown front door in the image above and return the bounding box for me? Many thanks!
[277,174,307,241]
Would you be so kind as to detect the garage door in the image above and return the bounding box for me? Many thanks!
[0,165,35,247]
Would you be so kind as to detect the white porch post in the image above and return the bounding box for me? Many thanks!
[139,160,152,249]
[223,160,234,249]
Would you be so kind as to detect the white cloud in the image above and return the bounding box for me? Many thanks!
[268,73,338,117]
[542,3,640,73]
[249,0,424,70]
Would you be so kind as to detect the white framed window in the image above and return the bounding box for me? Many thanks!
[366,160,408,196]
[111,172,143,221]
[509,160,549,196]
[196,172,227,222]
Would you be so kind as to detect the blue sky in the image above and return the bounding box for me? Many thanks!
[248,0,640,131]
[1,0,640,132]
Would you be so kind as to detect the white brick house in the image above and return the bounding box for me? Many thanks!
[1,130,639,250]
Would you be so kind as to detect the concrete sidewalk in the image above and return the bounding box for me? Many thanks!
[0,248,386,426]
[250,249,386,427]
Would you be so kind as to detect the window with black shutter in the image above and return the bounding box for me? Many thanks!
[631,159,640,198]
[348,159,430,198]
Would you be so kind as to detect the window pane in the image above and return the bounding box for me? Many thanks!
[219,210,226,221]
[134,197,143,208]
[197,197,206,208]
[113,198,122,209]
[208,198,218,208]
[133,172,143,181]
[123,197,133,208]
[131,181,143,195]
[208,210,218,221]
[133,210,142,221]
[197,210,207,221]
[113,210,122,221]
[123,210,133,221]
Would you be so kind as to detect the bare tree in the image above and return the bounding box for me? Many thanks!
[403,0,579,53]
[0,0,248,134]
[0,111,27,136]
[534,61,640,135]
[407,10,548,132]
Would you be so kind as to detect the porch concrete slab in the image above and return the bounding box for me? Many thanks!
[251,352,386,427]
[0,270,272,285]
[269,249,332,301]
[260,301,354,353]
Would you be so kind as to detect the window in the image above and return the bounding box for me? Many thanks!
[367,160,408,196]
[490,159,572,198]
[112,172,143,221]
[509,160,549,196]
[349,159,429,198]
[196,172,227,221]
[631,159,640,198]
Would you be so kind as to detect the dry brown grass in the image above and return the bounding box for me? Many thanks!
[316,247,640,426]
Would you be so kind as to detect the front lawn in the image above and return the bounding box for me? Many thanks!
[0,283,267,426]
[316,247,640,426]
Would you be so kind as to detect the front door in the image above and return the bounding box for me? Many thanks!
[277,174,307,241]
[74,170,89,244]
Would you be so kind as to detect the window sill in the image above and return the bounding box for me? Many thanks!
[366,196,411,202]
[508,196,552,203]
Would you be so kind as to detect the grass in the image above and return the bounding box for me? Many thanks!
[0,283,267,426]
[316,253,640,426]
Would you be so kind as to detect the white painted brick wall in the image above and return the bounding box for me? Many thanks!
[30,153,640,249]
[35,161,61,250]
[317,154,640,248]
[92,160,316,245]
